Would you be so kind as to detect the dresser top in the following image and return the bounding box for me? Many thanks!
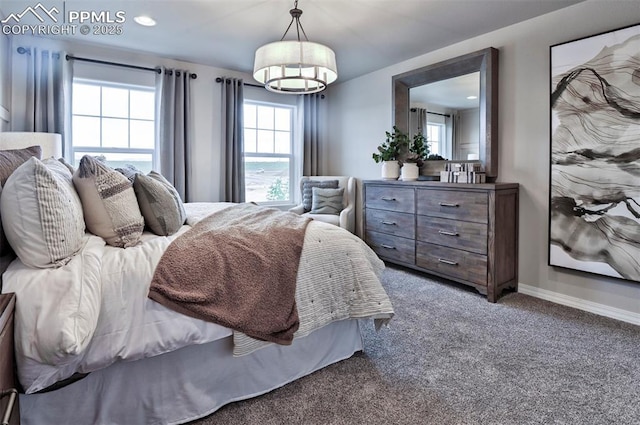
[363,180,519,190]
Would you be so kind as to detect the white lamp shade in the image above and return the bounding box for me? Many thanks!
[254,41,338,93]
[0,132,63,159]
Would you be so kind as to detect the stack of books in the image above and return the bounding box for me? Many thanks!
[439,161,486,183]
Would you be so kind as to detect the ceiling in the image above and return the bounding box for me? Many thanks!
[0,0,583,83]
[411,72,479,110]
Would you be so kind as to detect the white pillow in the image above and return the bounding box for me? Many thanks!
[72,155,144,248]
[0,157,85,268]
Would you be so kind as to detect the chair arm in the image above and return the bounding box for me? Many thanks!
[339,205,355,234]
[289,204,305,215]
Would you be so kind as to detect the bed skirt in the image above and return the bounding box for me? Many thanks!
[19,319,363,425]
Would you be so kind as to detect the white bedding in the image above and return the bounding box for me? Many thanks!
[2,202,389,394]
[3,203,235,394]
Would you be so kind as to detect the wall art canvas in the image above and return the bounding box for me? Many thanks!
[549,23,640,282]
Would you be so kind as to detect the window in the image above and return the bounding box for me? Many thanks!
[71,80,155,172]
[243,102,296,204]
[425,123,444,156]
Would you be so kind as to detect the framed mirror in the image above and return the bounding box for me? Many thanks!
[393,47,499,181]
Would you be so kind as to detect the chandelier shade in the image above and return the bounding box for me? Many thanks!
[253,1,338,94]
[254,41,337,94]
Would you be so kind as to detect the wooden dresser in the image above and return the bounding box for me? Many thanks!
[363,180,519,302]
[0,293,18,425]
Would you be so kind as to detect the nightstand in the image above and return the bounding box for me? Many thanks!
[0,293,19,425]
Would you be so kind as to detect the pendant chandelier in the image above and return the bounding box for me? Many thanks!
[253,0,337,94]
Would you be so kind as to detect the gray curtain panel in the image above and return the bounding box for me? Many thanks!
[20,48,72,155]
[156,67,193,202]
[446,112,458,160]
[300,93,322,176]
[409,107,427,139]
[220,77,245,203]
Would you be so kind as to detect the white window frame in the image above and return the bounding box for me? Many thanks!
[242,100,298,206]
[426,122,445,157]
[71,78,157,169]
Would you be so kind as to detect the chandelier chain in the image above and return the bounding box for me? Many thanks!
[279,0,309,42]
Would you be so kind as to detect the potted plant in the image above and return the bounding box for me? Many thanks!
[372,126,407,180]
[422,153,449,179]
[400,132,429,181]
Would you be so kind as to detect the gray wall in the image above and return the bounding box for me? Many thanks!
[325,0,640,320]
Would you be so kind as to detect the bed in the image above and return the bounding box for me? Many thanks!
[0,135,394,425]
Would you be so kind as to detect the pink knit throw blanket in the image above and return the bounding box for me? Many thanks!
[148,203,311,345]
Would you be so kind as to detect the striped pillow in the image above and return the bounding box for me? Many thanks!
[302,179,338,212]
[310,187,344,215]
[0,145,42,259]
[0,157,85,268]
[73,155,144,248]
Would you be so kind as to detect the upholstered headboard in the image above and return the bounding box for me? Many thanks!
[0,132,62,158]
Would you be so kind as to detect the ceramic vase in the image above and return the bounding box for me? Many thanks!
[381,160,400,180]
[401,162,419,181]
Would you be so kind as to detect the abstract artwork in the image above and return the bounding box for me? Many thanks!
[549,23,640,283]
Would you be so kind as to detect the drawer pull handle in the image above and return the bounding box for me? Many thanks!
[438,230,459,237]
[381,244,396,250]
[381,221,397,226]
[439,202,459,207]
[1,388,18,425]
[438,258,458,266]
[381,197,397,201]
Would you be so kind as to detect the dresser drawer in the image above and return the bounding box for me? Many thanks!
[416,242,487,285]
[365,230,415,265]
[416,189,487,223]
[416,216,487,255]
[365,209,415,239]
[365,186,414,213]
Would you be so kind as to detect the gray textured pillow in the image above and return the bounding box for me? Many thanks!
[302,179,338,212]
[0,157,85,268]
[72,155,144,248]
[0,145,42,258]
[134,171,186,236]
[310,187,345,215]
[115,164,143,183]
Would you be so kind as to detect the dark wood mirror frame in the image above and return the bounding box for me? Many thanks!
[392,47,499,181]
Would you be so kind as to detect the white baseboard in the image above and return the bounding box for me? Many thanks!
[518,284,640,326]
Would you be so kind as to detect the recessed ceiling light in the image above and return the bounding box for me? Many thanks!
[467,95,478,100]
[134,15,156,27]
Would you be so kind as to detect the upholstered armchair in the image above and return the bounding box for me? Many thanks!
[289,176,356,233]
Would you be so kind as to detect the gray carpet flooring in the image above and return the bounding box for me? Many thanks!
[192,265,640,425]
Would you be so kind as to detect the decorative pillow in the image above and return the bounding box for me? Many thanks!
[134,171,186,236]
[310,187,345,215]
[302,179,338,212]
[58,157,75,174]
[0,157,85,268]
[72,155,144,248]
[115,164,143,183]
[0,145,42,258]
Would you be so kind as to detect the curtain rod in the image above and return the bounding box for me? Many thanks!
[410,108,450,117]
[216,77,262,89]
[65,53,197,79]
[216,77,325,98]
[16,46,59,58]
